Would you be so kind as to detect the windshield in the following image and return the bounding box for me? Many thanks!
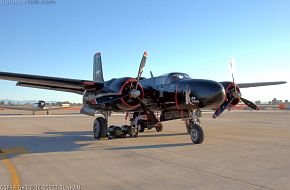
[170,73,190,80]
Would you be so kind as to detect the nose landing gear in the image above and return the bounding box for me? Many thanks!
[184,109,204,144]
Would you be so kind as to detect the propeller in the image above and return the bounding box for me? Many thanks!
[213,58,259,118]
[129,51,160,126]
[136,97,160,124]
[135,51,147,89]
[35,100,46,109]
[129,51,147,98]
[241,97,259,110]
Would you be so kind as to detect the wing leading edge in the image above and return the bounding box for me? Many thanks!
[237,81,287,88]
[0,71,104,95]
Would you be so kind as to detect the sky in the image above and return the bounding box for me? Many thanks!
[0,0,289,103]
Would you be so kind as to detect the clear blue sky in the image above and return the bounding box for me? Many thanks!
[0,0,289,103]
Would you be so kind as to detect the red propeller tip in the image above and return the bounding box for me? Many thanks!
[143,51,148,57]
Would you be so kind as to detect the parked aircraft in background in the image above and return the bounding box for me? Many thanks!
[0,100,66,115]
[0,52,286,143]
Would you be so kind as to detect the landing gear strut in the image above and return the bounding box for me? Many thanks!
[184,109,204,144]
[130,112,163,133]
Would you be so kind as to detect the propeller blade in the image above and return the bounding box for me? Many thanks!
[229,57,238,92]
[135,51,148,89]
[229,58,235,84]
[241,97,259,110]
[136,97,160,125]
[213,98,234,119]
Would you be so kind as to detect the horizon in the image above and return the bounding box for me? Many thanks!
[0,98,288,105]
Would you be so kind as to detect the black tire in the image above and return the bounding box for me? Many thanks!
[139,126,145,133]
[189,123,204,144]
[93,117,107,139]
[186,120,200,134]
[138,122,146,133]
[156,124,163,132]
[186,123,191,134]
[133,128,139,137]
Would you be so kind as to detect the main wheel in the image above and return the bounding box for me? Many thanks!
[186,119,201,134]
[188,122,204,144]
[93,117,108,139]
[155,123,163,132]
[139,126,145,133]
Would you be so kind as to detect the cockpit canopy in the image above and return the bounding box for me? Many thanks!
[155,72,191,85]
[166,72,190,80]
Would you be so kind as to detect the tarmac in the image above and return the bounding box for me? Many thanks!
[0,110,290,190]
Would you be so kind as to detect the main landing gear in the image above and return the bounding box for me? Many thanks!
[93,117,108,139]
[92,111,163,140]
[184,109,204,144]
[93,111,139,140]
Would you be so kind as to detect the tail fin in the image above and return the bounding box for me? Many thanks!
[93,52,104,82]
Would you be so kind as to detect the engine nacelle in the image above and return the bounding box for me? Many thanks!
[38,100,46,109]
[111,77,144,110]
[225,83,240,106]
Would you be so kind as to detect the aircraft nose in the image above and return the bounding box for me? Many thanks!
[207,81,226,108]
[198,80,226,109]
[212,82,226,107]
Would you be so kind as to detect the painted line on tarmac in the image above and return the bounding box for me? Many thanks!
[0,147,28,187]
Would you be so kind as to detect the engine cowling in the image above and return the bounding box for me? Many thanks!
[225,83,241,106]
[38,100,46,109]
[108,77,144,111]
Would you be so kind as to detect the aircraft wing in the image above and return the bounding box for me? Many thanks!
[0,105,41,111]
[237,81,287,88]
[0,71,104,95]
[0,105,65,111]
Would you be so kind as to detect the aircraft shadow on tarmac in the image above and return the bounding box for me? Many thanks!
[139,132,188,138]
[0,114,25,116]
[105,143,193,150]
[0,131,192,159]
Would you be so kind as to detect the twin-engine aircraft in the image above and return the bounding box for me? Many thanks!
[0,52,286,143]
[0,100,64,115]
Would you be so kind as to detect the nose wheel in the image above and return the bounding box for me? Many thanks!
[184,109,204,144]
[187,121,204,144]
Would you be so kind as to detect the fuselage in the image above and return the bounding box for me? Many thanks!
[83,72,226,114]
[140,75,226,111]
